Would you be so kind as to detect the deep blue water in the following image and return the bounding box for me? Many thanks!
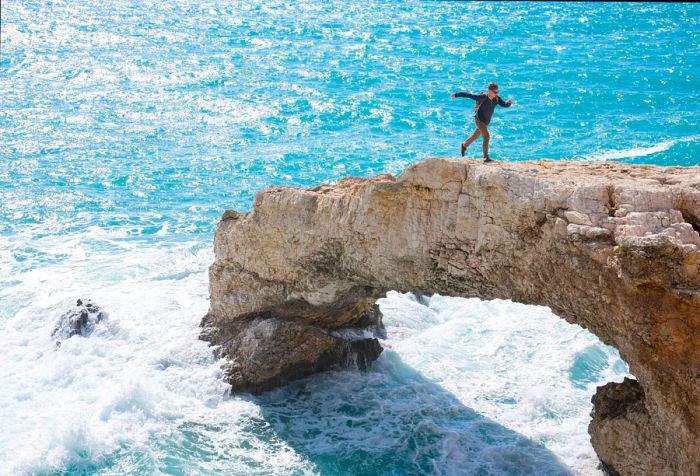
[1,1,697,474]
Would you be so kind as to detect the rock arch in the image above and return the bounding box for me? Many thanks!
[201,158,700,475]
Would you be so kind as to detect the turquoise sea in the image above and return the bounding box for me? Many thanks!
[1,1,698,475]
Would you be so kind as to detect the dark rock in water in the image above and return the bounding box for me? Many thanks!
[346,338,383,371]
[53,299,106,342]
[210,317,382,395]
[354,303,384,334]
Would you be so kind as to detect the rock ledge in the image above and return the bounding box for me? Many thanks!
[202,158,700,475]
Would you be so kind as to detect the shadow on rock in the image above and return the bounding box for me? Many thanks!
[253,351,572,476]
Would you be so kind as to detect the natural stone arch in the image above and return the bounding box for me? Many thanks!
[201,158,700,475]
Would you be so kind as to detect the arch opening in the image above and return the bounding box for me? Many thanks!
[373,291,631,473]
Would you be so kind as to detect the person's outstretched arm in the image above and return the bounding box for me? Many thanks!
[451,92,483,100]
[497,96,513,107]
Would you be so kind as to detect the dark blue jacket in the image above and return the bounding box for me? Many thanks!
[455,92,511,125]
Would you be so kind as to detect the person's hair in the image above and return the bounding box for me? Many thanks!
[488,82,499,91]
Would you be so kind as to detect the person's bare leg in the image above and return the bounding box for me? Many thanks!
[461,129,481,157]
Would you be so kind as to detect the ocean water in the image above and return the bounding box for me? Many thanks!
[1,1,698,475]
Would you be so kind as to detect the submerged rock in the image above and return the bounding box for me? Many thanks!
[202,157,700,474]
[53,298,105,342]
[346,337,383,371]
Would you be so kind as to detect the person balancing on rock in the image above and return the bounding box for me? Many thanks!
[451,82,513,162]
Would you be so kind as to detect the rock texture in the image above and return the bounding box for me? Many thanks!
[53,298,105,344]
[202,157,700,475]
[590,378,664,476]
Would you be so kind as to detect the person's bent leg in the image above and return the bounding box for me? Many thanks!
[461,129,481,157]
[463,129,481,148]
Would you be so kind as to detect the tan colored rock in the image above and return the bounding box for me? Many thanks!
[590,378,671,476]
[202,157,700,475]
[203,317,382,394]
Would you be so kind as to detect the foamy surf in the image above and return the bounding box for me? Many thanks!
[580,134,700,162]
[0,238,311,475]
[0,232,628,474]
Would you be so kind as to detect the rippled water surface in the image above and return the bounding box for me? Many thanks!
[1,1,697,475]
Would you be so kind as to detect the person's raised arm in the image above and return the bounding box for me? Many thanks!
[451,92,482,100]
[497,96,513,107]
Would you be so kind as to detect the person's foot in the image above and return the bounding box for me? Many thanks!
[460,143,466,157]
[483,156,493,163]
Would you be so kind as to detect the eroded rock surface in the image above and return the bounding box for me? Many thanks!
[202,158,700,475]
[53,298,105,343]
[590,378,667,476]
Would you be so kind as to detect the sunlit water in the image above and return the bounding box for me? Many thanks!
[1,1,698,474]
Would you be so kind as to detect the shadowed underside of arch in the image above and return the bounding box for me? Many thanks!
[201,158,700,476]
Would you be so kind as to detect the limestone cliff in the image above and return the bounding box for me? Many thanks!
[202,158,700,475]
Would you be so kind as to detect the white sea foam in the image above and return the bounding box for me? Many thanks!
[378,292,629,475]
[580,134,700,161]
[0,226,628,474]
[0,232,311,474]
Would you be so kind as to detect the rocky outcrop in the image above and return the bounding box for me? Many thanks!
[53,298,105,343]
[590,378,664,476]
[201,158,700,475]
[209,316,382,394]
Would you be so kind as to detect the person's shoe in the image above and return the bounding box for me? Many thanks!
[460,143,466,157]
[483,156,493,163]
